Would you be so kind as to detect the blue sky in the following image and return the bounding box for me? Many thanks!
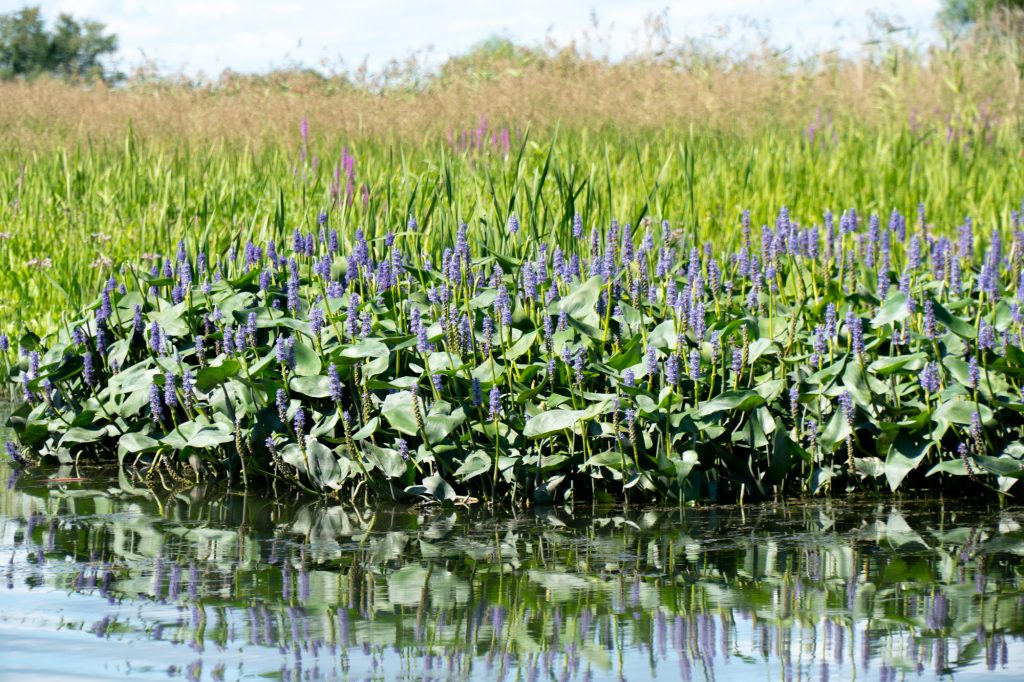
[13,0,943,76]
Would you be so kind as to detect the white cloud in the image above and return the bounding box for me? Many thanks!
[17,0,942,76]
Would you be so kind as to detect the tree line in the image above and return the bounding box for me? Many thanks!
[2,2,1022,84]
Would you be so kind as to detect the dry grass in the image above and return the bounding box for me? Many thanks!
[2,34,1024,148]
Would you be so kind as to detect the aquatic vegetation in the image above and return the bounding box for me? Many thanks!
[3,205,1024,503]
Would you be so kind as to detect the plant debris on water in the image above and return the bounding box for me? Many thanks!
[3,204,1024,504]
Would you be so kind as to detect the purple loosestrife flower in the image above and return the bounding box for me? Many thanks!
[908,236,922,270]
[97,289,112,324]
[149,321,162,353]
[958,219,973,259]
[323,364,342,406]
[149,383,164,425]
[223,325,235,355]
[689,349,702,380]
[164,372,176,407]
[194,335,206,366]
[287,258,300,314]
[132,304,144,341]
[346,294,360,338]
[924,300,937,340]
[646,345,657,378]
[624,408,636,444]
[276,388,288,424]
[82,352,95,387]
[275,335,289,365]
[825,303,837,338]
[488,386,502,421]
[731,348,743,375]
[846,311,864,354]
[812,325,827,362]
[470,377,483,407]
[920,362,941,393]
[970,410,984,449]
[409,306,421,335]
[666,353,679,385]
[309,306,324,338]
[839,391,855,425]
[968,356,980,390]
[182,369,195,411]
[4,441,22,464]
[979,320,996,351]
[416,324,432,352]
[96,321,108,358]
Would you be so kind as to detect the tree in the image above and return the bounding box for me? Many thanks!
[940,0,1024,29]
[0,5,118,81]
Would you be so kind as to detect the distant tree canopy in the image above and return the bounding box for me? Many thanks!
[940,0,1024,28]
[0,5,118,82]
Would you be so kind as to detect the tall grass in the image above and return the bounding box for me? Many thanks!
[2,30,1024,330]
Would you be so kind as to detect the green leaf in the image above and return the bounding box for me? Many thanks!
[363,443,407,478]
[455,450,492,481]
[870,292,910,328]
[405,474,457,501]
[698,390,765,415]
[819,409,852,453]
[868,353,926,375]
[290,374,332,398]
[117,432,160,455]
[885,435,932,491]
[340,339,390,361]
[306,438,346,490]
[195,360,241,391]
[59,426,107,447]
[523,401,609,439]
[292,339,322,376]
[503,330,538,362]
[554,275,604,320]
[932,302,976,339]
[381,391,419,436]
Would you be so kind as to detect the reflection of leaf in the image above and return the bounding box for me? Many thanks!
[387,564,429,607]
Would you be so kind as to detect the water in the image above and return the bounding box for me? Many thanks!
[0,461,1023,681]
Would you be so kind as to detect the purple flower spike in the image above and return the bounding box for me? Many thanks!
[488,386,502,421]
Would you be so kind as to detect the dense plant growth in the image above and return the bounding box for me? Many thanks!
[3,206,1024,503]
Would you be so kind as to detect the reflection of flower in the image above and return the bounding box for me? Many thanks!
[26,258,52,269]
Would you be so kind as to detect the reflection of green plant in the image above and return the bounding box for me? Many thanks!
[7,474,1024,678]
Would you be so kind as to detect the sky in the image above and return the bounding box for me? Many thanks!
[11,0,944,77]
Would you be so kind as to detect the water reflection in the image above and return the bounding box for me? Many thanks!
[1,462,1023,680]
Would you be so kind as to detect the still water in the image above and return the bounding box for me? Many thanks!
[0,461,1022,681]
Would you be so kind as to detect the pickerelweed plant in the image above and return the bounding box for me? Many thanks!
[3,206,1024,504]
